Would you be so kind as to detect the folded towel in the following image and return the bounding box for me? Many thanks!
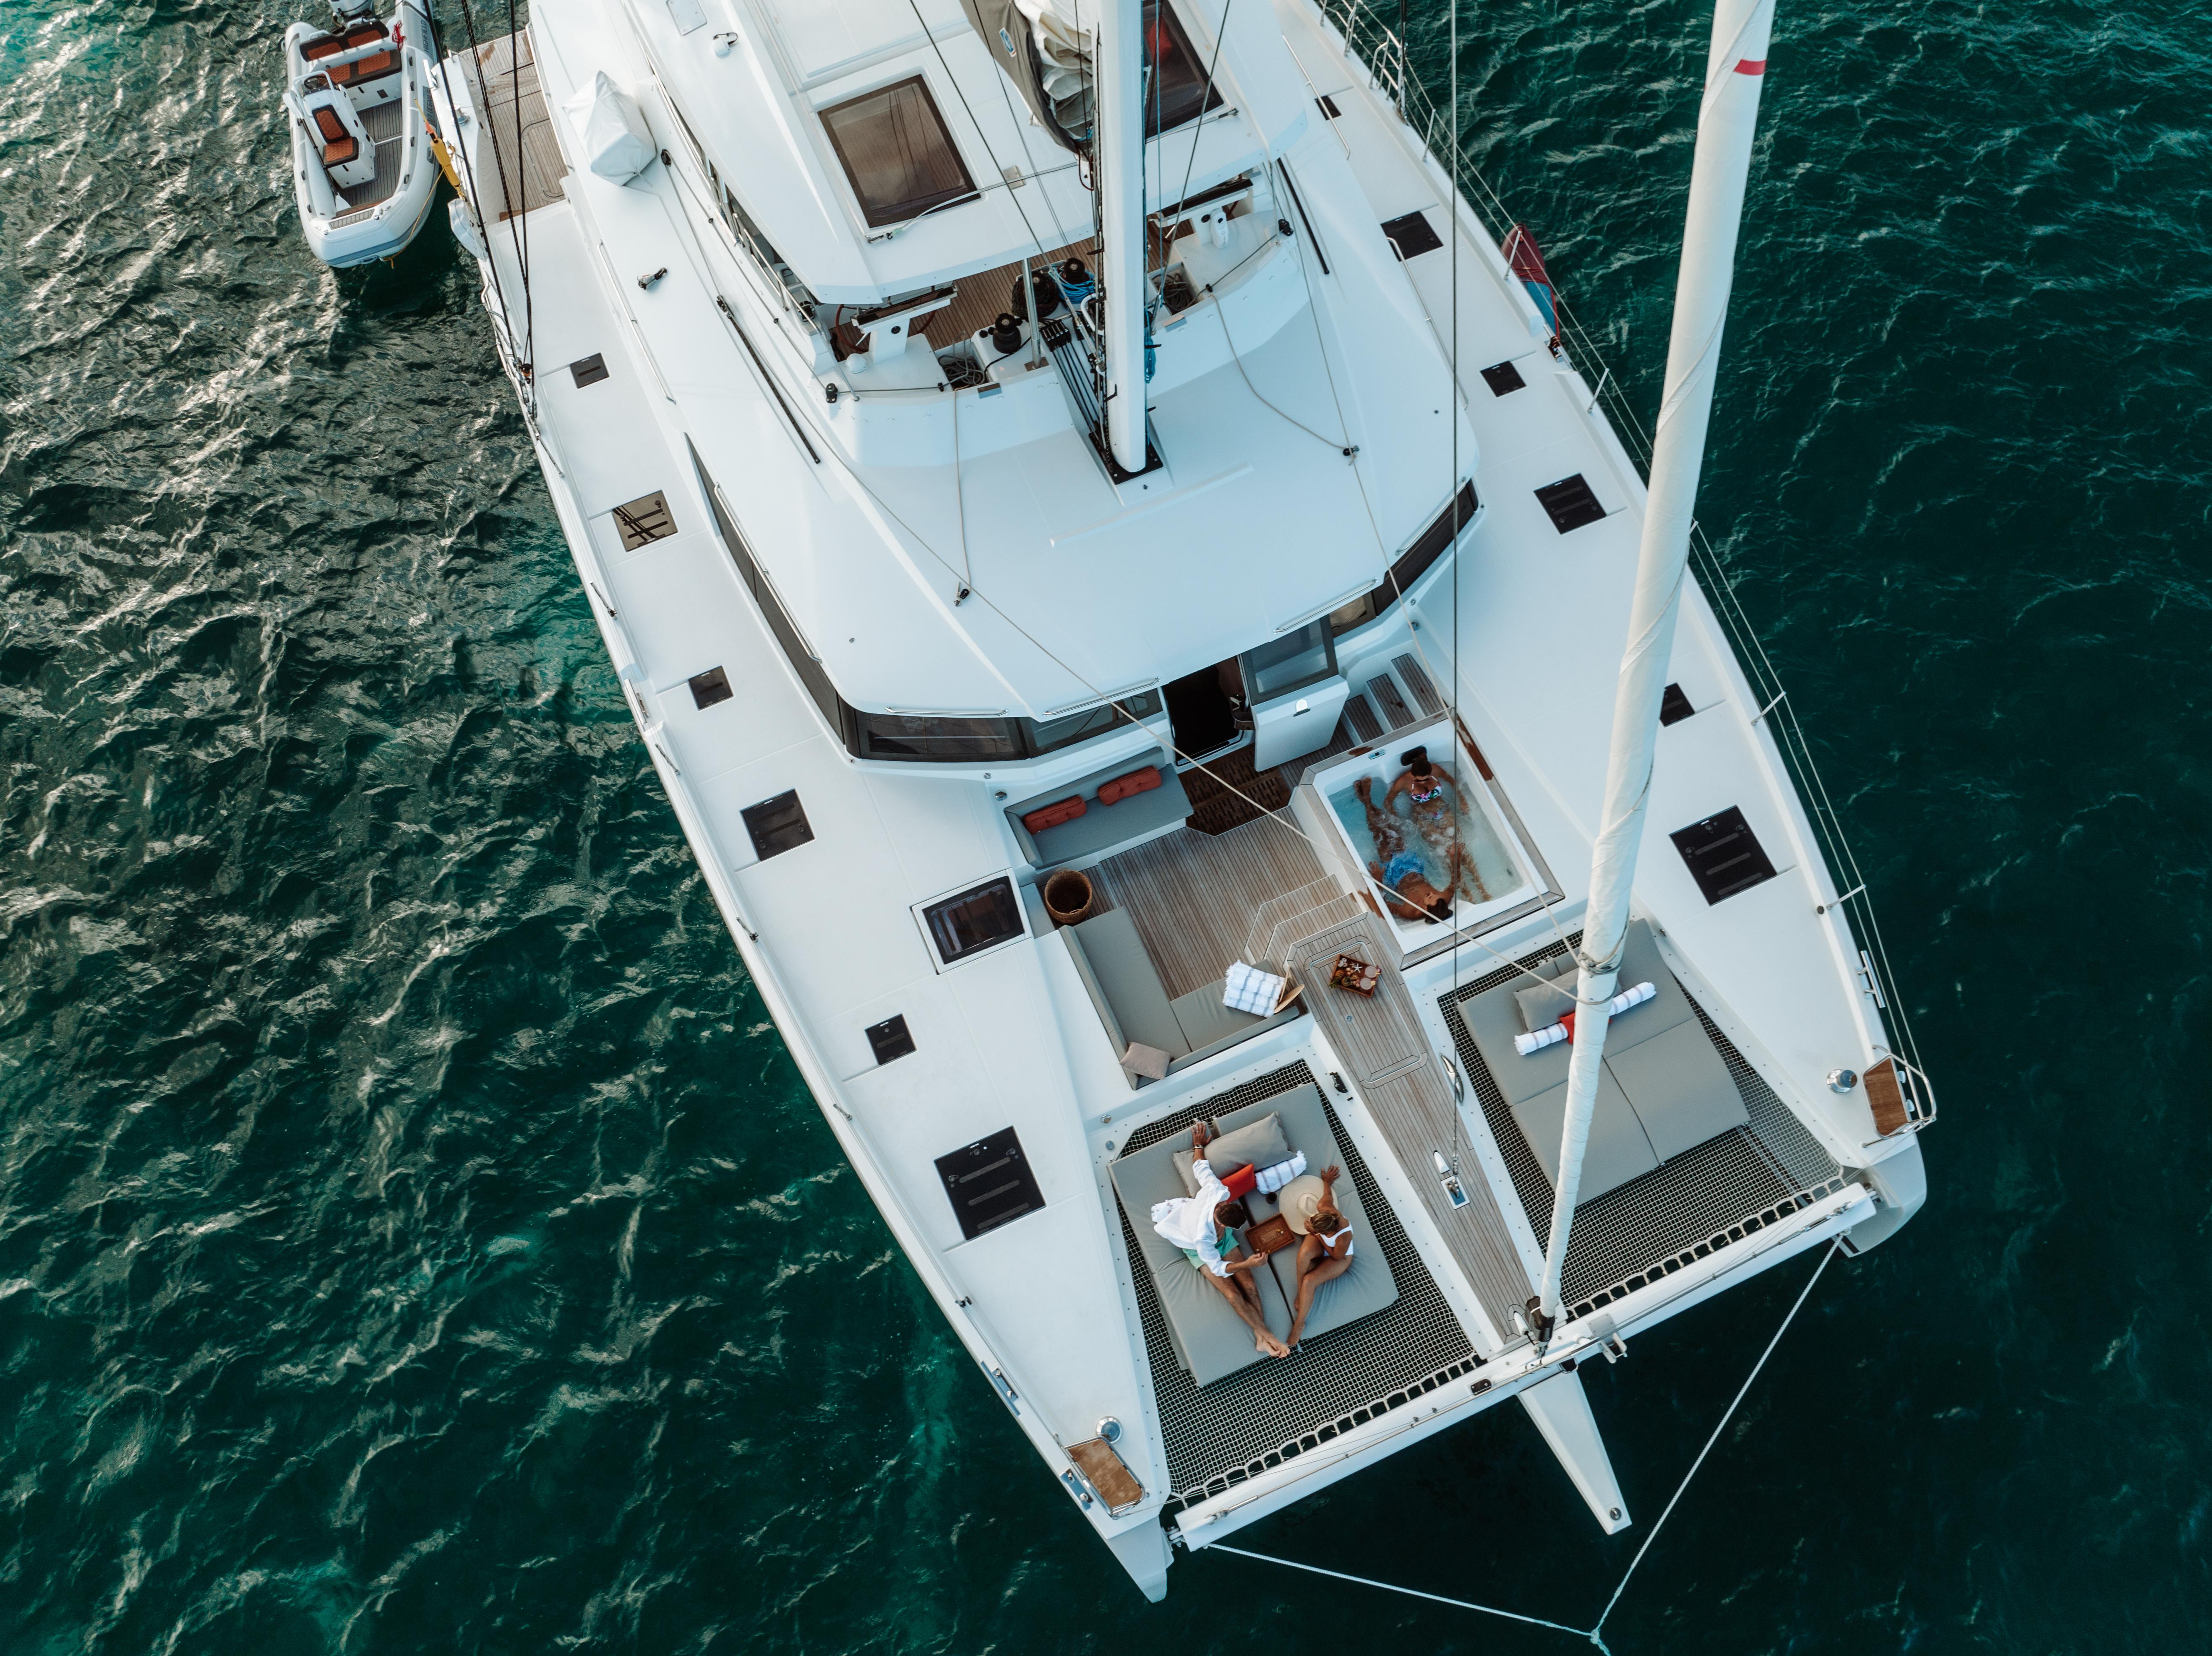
[1223,961,1287,1015]
[1252,1152,1307,1195]
[1513,980,1656,1055]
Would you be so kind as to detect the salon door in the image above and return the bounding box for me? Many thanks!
[1242,620,1351,771]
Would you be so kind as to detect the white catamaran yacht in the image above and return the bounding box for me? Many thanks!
[434,0,1934,1599]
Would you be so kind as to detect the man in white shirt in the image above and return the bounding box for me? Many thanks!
[1150,1121,1289,1359]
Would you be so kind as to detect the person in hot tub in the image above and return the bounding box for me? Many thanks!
[1385,747,1493,903]
[1353,777,1455,924]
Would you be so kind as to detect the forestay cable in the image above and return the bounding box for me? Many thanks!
[1210,1238,1844,1648]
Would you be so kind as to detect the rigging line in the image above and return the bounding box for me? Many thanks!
[452,0,532,385]
[425,5,523,387]
[985,39,1073,253]
[1593,1238,1841,1636]
[951,375,972,598]
[1264,156,1387,560]
[910,0,1051,261]
[1449,0,1463,1014]
[507,0,530,382]
[1171,0,1236,215]
[1206,1546,1600,1644]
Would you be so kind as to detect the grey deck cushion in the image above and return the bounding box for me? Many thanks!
[1457,972,1573,1106]
[1467,922,1753,1196]
[1511,1068,1659,1200]
[1152,1249,1294,1385]
[1109,1133,1205,1278]
[1109,1123,1294,1385]
[1592,922,1697,1057]
[1172,1109,1290,1195]
[1070,909,1186,1057]
[1171,982,1263,1052]
[1513,956,1579,1033]
[1606,1018,1745,1160]
[1214,1085,1399,1346]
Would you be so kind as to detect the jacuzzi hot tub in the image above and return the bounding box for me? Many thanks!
[1307,719,1550,954]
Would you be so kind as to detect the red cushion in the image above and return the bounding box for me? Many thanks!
[303,35,344,60]
[1098,766,1163,806]
[313,105,349,143]
[1021,797,1086,835]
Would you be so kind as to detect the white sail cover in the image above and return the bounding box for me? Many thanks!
[1016,0,1096,128]
[565,71,655,184]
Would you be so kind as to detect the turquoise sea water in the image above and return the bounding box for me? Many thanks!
[4,0,2209,1649]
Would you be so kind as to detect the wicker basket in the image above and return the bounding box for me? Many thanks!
[1043,869,1096,927]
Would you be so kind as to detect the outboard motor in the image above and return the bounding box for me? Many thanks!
[331,0,379,20]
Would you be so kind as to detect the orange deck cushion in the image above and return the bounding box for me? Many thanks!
[1021,797,1087,835]
[1097,766,1163,806]
[303,35,345,60]
[332,50,397,84]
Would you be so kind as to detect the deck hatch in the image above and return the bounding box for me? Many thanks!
[689,666,732,709]
[1316,93,1342,119]
[866,1014,916,1065]
[1536,474,1606,534]
[1670,807,1779,904]
[1479,359,1526,396]
[1660,682,1695,726]
[936,1127,1044,1240]
[569,353,608,388]
[612,491,676,550]
[921,877,1024,965]
[741,790,813,861]
[1380,210,1443,260]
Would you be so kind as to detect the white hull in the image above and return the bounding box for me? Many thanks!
[431,0,1934,1599]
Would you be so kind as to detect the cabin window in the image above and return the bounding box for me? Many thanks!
[922,877,1026,966]
[820,76,978,228]
[1143,0,1226,135]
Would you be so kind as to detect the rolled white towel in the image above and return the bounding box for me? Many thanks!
[1223,961,1287,1015]
[1512,981,1657,1056]
[1251,1151,1307,1195]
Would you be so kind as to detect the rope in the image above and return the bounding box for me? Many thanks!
[1210,1238,1843,1647]
[1591,1237,1839,1633]
[1207,1546,1602,1643]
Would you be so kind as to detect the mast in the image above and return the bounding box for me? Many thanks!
[1096,0,1148,473]
[1536,0,1776,1334]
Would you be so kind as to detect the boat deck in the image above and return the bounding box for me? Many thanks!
[1118,1062,1479,1507]
[1442,940,1849,1318]
[1290,914,1533,1333]
[336,101,407,211]
[464,32,566,221]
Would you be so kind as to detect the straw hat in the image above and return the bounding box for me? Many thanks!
[1278,1173,1330,1234]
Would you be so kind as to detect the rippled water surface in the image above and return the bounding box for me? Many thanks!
[5,1,2209,1649]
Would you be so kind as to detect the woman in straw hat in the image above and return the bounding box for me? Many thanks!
[1281,1164,1355,1349]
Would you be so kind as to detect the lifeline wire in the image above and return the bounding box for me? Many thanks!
[1211,1237,1844,1649]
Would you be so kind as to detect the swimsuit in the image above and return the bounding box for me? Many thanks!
[1382,849,1425,888]
[1184,1226,1241,1271]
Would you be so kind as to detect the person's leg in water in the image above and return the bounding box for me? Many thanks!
[1203,1248,1289,1357]
[1355,776,1411,868]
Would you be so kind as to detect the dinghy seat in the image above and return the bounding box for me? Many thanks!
[300,85,377,188]
[313,105,360,167]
